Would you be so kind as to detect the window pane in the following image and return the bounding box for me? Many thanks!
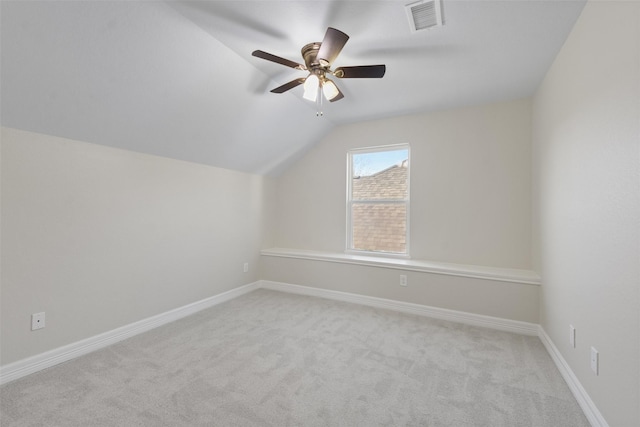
[351,203,406,253]
[352,149,408,201]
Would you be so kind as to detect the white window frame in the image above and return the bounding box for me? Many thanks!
[346,144,410,258]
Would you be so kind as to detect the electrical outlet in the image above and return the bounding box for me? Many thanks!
[31,312,46,330]
[569,325,576,348]
[243,262,249,273]
[590,347,599,375]
[399,274,407,286]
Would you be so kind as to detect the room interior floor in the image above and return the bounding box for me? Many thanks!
[0,289,590,426]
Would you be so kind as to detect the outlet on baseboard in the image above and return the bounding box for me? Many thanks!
[31,312,46,330]
[399,274,407,286]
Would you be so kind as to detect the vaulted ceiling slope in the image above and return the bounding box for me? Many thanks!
[0,1,586,175]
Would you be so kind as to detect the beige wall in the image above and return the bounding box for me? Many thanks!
[261,257,540,323]
[0,127,276,365]
[266,98,537,323]
[275,98,532,270]
[532,1,640,426]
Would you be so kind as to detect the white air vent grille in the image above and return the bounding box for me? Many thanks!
[406,0,443,32]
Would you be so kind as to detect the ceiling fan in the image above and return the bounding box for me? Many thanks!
[252,27,386,105]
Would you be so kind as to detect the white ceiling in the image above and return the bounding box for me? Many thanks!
[1,0,586,175]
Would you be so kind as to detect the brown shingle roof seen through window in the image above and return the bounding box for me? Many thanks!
[351,160,407,253]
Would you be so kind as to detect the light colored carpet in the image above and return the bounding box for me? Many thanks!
[1,289,589,426]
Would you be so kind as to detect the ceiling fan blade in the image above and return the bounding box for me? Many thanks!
[334,65,386,78]
[252,50,306,70]
[270,78,306,93]
[329,86,344,102]
[316,27,349,66]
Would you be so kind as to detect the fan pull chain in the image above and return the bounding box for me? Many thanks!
[316,85,323,117]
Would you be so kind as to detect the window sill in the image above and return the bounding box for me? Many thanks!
[260,248,541,286]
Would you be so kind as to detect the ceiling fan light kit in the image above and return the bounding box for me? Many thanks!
[252,27,386,115]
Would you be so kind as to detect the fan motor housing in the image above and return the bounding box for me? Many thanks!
[301,43,323,70]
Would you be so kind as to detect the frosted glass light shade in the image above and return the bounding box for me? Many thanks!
[322,79,340,101]
[303,74,319,101]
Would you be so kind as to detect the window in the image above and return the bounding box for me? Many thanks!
[347,145,410,256]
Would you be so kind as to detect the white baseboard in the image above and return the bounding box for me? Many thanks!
[259,280,539,336]
[1,279,606,427]
[0,279,538,385]
[538,327,608,427]
[0,282,260,385]
[263,280,608,426]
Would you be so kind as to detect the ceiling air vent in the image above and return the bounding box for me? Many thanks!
[406,0,444,33]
